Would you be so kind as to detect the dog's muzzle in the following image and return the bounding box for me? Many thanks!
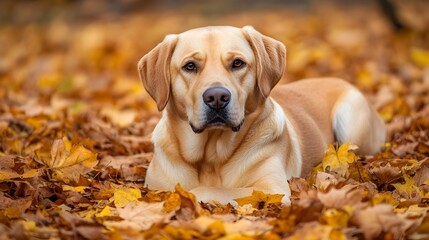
[189,87,244,134]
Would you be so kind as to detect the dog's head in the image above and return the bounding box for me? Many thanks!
[138,26,286,133]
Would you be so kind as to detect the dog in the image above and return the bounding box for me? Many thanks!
[137,26,386,205]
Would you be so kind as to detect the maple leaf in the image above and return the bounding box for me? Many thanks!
[322,143,359,177]
[234,190,284,209]
[392,172,418,198]
[44,138,98,184]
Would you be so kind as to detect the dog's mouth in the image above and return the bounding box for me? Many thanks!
[189,111,244,134]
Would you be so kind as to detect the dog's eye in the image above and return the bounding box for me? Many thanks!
[183,62,197,72]
[231,59,245,70]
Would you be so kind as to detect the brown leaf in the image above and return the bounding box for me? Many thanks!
[317,185,364,209]
[351,204,410,239]
[106,201,174,231]
[45,138,98,183]
[367,162,401,184]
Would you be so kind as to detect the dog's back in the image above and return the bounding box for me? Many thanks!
[271,78,386,175]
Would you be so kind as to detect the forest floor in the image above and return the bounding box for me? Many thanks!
[0,2,428,239]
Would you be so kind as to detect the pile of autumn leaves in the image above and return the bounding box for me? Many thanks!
[1,135,428,239]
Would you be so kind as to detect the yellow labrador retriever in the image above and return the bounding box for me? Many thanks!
[138,26,385,205]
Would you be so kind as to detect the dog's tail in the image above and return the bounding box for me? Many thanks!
[332,88,386,155]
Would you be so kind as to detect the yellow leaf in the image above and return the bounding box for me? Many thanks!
[95,206,112,218]
[161,225,201,239]
[392,172,416,197]
[38,74,60,89]
[321,208,350,228]
[78,209,98,220]
[175,183,201,213]
[0,170,19,180]
[207,220,226,236]
[0,169,39,181]
[175,184,198,204]
[411,48,429,66]
[322,143,359,177]
[21,169,39,178]
[234,190,284,208]
[379,98,410,122]
[19,220,37,232]
[5,207,22,219]
[309,162,324,186]
[62,185,88,193]
[371,193,398,207]
[218,233,255,240]
[46,138,98,183]
[112,188,142,208]
[163,192,181,212]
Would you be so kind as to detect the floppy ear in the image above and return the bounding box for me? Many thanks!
[242,26,286,98]
[137,34,178,111]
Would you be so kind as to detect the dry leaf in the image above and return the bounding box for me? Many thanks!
[392,172,418,197]
[111,188,142,208]
[234,190,284,209]
[322,143,359,177]
[45,138,98,183]
[351,204,409,239]
[106,201,174,231]
[317,185,364,209]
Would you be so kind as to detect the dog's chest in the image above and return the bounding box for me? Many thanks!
[191,134,239,186]
[197,163,223,186]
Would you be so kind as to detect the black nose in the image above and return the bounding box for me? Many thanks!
[203,87,231,110]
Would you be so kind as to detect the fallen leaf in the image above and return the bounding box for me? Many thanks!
[393,172,418,198]
[317,185,364,209]
[95,206,112,218]
[106,201,174,231]
[234,190,284,209]
[44,138,98,183]
[411,48,429,67]
[351,204,410,239]
[321,208,350,228]
[315,171,340,190]
[371,193,399,207]
[111,188,142,208]
[62,185,88,193]
[322,143,359,177]
[0,169,39,181]
[286,221,346,240]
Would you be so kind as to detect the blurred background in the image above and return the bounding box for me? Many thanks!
[0,0,428,156]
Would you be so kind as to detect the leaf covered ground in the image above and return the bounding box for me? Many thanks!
[1,1,429,239]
